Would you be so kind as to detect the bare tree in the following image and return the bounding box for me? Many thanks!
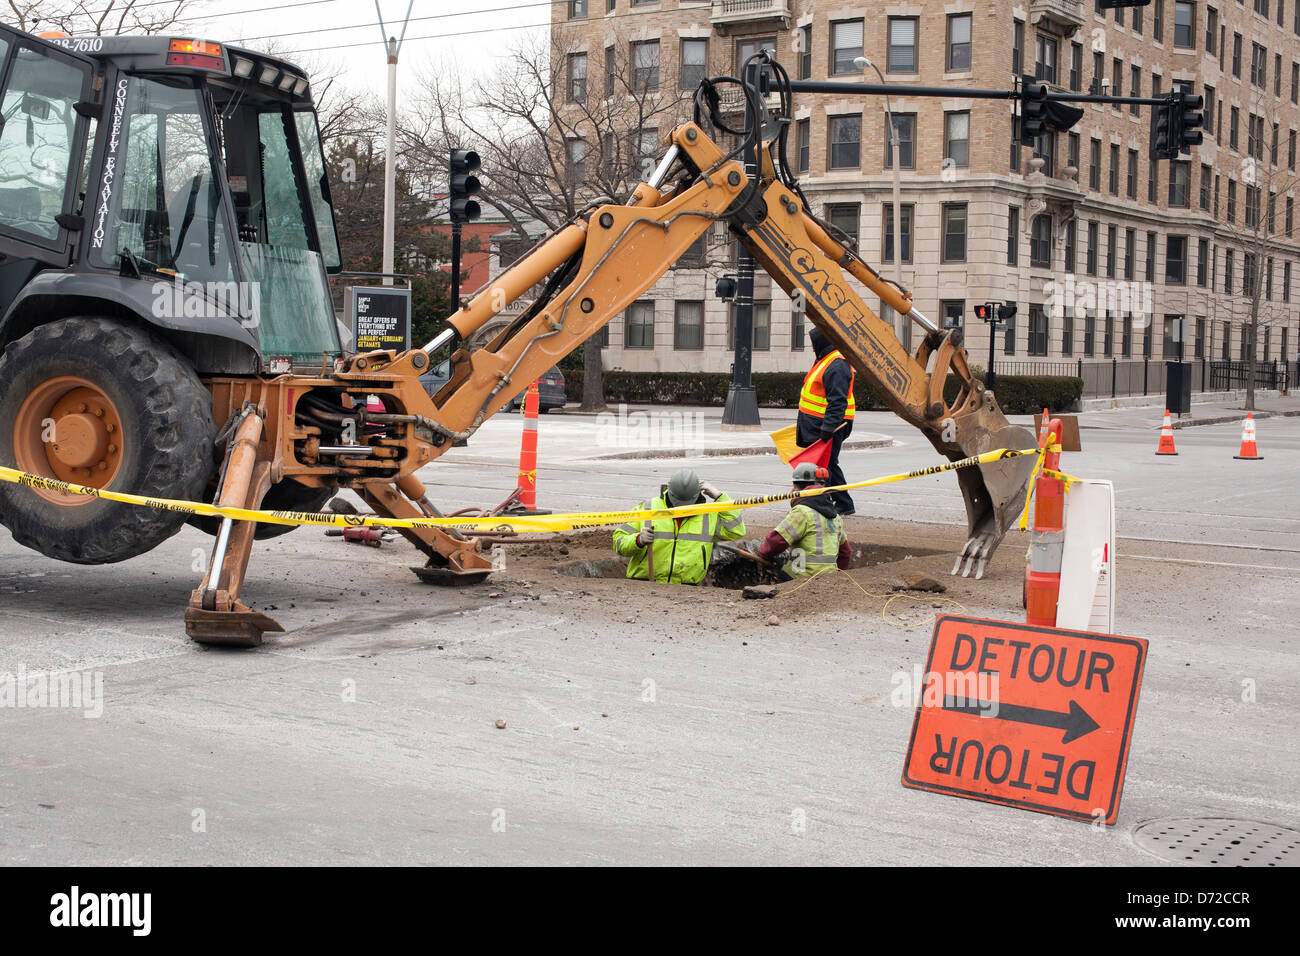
[6,0,200,35]
[401,31,707,410]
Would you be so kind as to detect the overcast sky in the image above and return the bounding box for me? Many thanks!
[175,0,550,100]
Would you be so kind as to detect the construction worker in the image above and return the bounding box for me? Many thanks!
[613,468,745,584]
[797,327,856,515]
[754,463,852,579]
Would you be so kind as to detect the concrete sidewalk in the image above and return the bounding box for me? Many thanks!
[1007,394,1300,431]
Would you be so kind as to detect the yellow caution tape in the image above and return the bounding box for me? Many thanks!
[1018,432,1087,531]
[0,446,1040,535]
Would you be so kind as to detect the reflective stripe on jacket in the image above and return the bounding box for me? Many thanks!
[611,493,746,584]
[798,350,856,420]
[772,503,847,579]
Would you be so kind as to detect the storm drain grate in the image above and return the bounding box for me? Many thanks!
[1133,817,1300,867]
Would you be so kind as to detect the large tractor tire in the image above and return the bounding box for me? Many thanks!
[0,317,217,564]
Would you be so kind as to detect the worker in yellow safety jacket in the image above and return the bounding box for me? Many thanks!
[612,468,746,584]
[797,327,856,515]
[755,463,852,579]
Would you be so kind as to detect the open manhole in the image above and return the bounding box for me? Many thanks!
[556,542,943,589]
[1132,817,1300,866]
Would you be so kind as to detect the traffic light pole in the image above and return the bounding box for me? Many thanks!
[450,219,462,315]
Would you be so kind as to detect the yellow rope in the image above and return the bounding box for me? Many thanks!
[768,567,970,629]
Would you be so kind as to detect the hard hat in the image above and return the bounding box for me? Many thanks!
[665,468,701,506]
[792,463,829,486]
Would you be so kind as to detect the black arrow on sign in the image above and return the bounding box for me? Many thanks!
[943,695,1101,744]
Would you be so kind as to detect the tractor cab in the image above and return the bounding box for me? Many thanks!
[0,27,343,370]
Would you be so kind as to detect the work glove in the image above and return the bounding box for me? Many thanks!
[636,530,654,548]
[700,481,721,500]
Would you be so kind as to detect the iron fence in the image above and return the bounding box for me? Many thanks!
[992,358,1291,399]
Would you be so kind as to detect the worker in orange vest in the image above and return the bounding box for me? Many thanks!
[796,328,855,515]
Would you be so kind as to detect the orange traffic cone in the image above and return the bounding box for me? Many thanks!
[516,382,540,507]
[1155,409,1178,455]
[1233,412,1263,460]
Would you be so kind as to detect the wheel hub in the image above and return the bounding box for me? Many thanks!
[14,378,124,504]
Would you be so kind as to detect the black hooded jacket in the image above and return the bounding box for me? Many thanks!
[798,328,853,443]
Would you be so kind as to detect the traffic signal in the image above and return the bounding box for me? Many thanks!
[997,303,1017,322]
[449,149,481,223]
[1175,91,1204,153]
[1019,76,1048,142]
[975,302,997,323]
[1151,98,1174,160]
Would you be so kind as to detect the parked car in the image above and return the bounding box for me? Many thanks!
[419,361,566,413]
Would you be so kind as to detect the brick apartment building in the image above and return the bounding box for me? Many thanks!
[549,0,1299,387]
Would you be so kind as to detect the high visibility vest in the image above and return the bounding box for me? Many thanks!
[612,494,746,584]
[798,351,856,420]
[772,502,846,579]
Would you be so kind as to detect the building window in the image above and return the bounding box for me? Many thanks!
[1122,313,1132,357]
[1288,196,1294,236]
[831,19,864,76]
[1130,65,1142,116]
[679,39,707,90]
[1065,220,1076,273]
[1010,115,1021,172]
[1168,161,1190,207]
[1145,232,1156,282]
[797,119,810,173]
[791,295,805,350]
[1204,86,1215,140]
[944,111,970,167]
[735,36,776,74]
[1174,1,1195,48]
[827,203,861,246]
[887,17,918,73]
[884,114,915,168]
[1112,57,1123,109]
[881,203,913,263]
[1107,224,1117,278]
[565,137,586,185]
[941,204,967,263]
[605,44,616,96]
[947,14,972,71]
[1109,143,1119,195]
[1068,131,1080,173]
[1091,51,1104,94]
[1089,138,1101,190]
[1154,0,1164,41]
[1103,311,1114,357]
[941,300,964,329]
[1086,221,1098,275]
[1198,238,1210,287]
[1035,33,1058,84]
[1221,321,1230,360]
[829,114,862,169]
[1083,310,1096,357]
[1285,261,1292,303]
[1028,305,1048,356]
[1227,179,1237,222]
[728,302,771,352]
[1034,132,1056,177]
[674,301,703,350]
[1069,42,1082,91]
[1224,249,1234,294]
[568,0,587,18]
[1166,235,1187,284]
[567,53,587,102]
[631,40,659,91]
[1148,157,1157,203]
[1232,32,1242,78]
[799,25,812,80]
[1007,207,1019,266]
[1230,106,1239,150]
[1206,7,1217,53]
[1290,128,1297,171]
[1031,214,1053,269]
[1199,163,1212,210]
[1125,228,1136,279]
[1243,254,1257,298]
[1061,307,1073,356]
[1163,316,1184,360]
[625,301,654,348]
[1013,19,1024,77]
[1004,305,1017,355]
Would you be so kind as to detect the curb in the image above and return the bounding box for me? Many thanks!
[1170,409,1300,429]
[591,435,895,461]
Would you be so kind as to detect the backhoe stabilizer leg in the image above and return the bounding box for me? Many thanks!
[185,407,284,646]
[361,481,494,586]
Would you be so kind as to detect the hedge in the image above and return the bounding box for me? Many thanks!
[568,369,1082,414]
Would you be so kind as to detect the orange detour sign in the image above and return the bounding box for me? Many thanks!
[902,615,1147,825]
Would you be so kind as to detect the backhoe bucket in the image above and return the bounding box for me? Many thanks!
[933,398,1038,579]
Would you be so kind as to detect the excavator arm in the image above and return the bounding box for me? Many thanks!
[424,118,1033,576]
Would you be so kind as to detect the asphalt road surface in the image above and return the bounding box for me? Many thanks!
[0,411,1296,865]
